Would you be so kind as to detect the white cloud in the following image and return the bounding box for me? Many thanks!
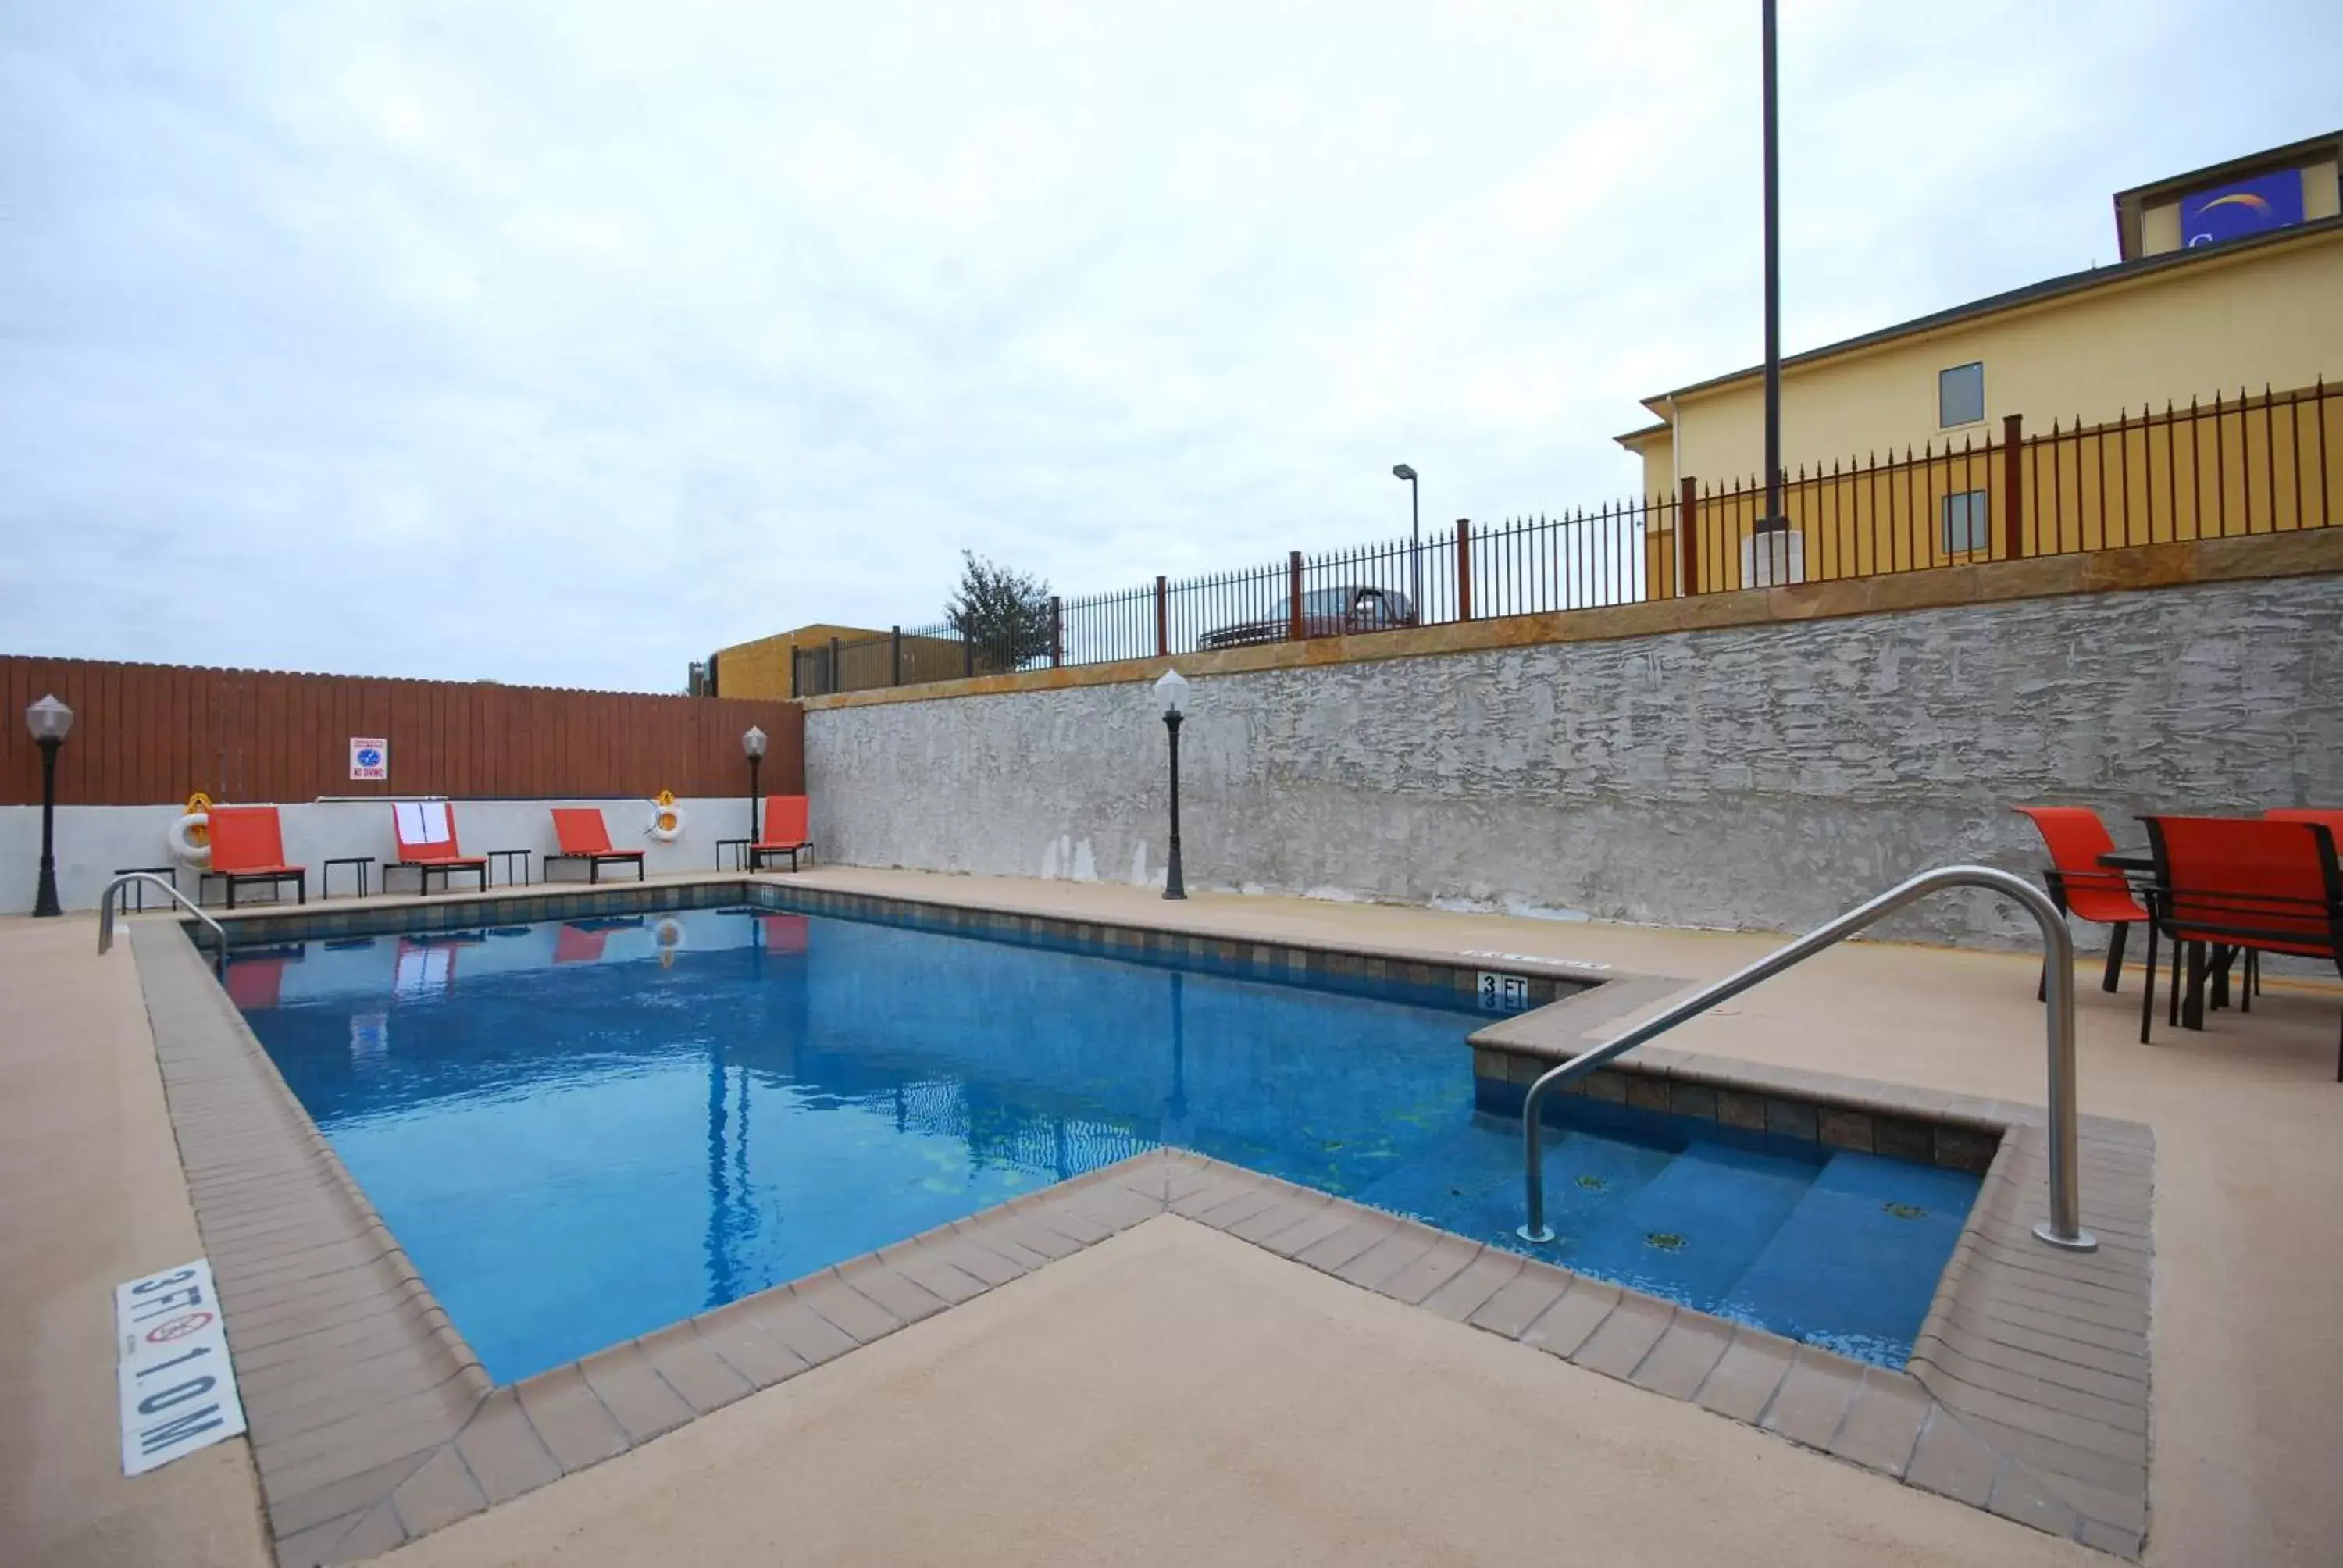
[2,0,2337,689]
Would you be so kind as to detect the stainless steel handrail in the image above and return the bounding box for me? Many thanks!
[98,872,230,973]
[1517,864,2098,1253]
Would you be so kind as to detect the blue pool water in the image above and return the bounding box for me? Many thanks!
[225,903,1977,1381]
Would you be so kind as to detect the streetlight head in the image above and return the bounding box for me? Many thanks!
[25,693,73,743]
[1154,668,1189,718]
[1391,463,1417,483]
[740,725,768,760]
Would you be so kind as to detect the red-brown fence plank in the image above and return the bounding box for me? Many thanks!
[0,657,804,806]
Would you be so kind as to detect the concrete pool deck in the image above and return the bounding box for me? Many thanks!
[5,868,2342,1565]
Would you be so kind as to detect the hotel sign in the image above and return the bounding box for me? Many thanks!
[2180,169,2304,248]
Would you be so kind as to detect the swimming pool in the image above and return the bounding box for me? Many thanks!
[225,901,1977,1382]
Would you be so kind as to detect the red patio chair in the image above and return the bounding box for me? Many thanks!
[201,805,308,909]
[547,808,646,884]
[2255,811,2343,1005]
[2139,814,2343,1076]
[387,801,488,896]
[2011,806,2151,1000]
[749,795,811,873]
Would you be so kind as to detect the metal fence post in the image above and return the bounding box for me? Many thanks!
[1678,476,1700,597]
[790,647,800,700]
[1456,519,1473,621]
[1050,597,1063,668]
[962,632,974,679]
[890,625,902,686]
[1155,576,1168,657]
[1287,551,1304,641]
[2001,412,2026,558]
[828,636,840,696]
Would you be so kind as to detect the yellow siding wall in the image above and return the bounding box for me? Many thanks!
[1664,226,2343,486]
[711,625,890,699]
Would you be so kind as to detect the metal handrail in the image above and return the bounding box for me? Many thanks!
[1518,864,2097,1253]
[98,872,230,973]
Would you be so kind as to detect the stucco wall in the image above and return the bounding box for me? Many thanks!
[805,573,2343,948]
[0,795,765,915]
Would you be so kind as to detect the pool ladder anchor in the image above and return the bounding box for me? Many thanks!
[98,871,230,975]
[1516,864,2098,1255]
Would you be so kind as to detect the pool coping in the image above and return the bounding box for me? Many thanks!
[131,882,2155,1563]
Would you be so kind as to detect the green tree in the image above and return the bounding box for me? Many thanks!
[945,551,1055,672]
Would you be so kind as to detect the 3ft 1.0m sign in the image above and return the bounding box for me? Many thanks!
[115,1259,248,1475]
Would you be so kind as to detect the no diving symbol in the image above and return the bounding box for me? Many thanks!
[144,1311,215,1344]
[356,747,383,768]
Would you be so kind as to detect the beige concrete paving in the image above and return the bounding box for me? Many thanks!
[0,914,271,1568]
[761,868,2343,1566]
[385,1216,2098,1568]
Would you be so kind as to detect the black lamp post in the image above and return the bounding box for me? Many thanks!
[1155,668,1188,900]
[26,693,73,918]
[1760,0,1783,533]
[741,725,767,844]
[1392,463,1421,615]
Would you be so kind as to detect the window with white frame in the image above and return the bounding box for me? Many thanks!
[1941,489,1991,555]
[1939,362,1985,427]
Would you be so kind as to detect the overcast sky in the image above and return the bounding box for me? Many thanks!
[4,2,2337,692]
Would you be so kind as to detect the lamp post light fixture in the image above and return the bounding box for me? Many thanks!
[1154,668,1188,900]
[741,725,768,843]
[1391,463,1421,617]
[26,693,73,918]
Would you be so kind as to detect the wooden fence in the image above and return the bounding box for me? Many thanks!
[0,657,804,807]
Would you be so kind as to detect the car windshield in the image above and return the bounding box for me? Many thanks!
[1301,588,1366,615]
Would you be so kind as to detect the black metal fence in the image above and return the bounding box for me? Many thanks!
[791,378,2339,697]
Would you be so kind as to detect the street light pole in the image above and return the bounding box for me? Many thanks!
[25,694,74,918]
[1155,669,1188,900]
[1760,0,1782,533]
[1392,464,1421,614]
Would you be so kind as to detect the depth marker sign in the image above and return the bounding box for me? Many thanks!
[116,1259,247,1476]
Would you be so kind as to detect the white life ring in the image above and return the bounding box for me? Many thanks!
[645,792,685,843]
[170,811,212,868]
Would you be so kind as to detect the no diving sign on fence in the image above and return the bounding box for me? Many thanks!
[116,1260,247,1476]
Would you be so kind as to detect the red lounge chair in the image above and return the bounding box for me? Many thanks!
[201,805,308,909]
[749,795,811,873]
[2012,806,2151,999]
[2139,814,2343,1075]
[547,808,646,884]
[387,801,488,896]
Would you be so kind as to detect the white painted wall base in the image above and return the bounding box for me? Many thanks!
[0,796,773,914]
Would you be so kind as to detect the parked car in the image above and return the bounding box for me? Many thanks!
[1198,586,1418,651]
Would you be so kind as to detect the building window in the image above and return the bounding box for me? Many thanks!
[1942,489,1991,555]
[1939,362,1985,427]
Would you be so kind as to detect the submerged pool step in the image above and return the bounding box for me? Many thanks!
[1715,1151,1983,1363]
[1553,1140,1819,1308]
[1347,1116,1674,1247]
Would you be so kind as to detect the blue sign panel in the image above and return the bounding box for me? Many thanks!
[2179,169,2305,248]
